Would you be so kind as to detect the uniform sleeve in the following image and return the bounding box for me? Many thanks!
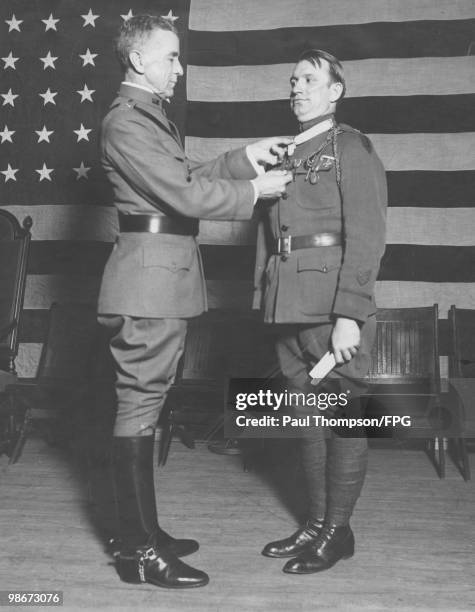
[189,147,258,181]
[102,112,255,221]
[253,209,269,310]
[332,134,387,322]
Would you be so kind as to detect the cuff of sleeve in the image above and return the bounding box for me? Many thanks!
[250,179,259,205]
[252,288,263,310]
[333,293,374,324]
[246,146,265,176]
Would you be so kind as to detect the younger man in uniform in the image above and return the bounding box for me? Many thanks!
[255,49,387,574]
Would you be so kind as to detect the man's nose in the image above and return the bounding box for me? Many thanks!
[175,60,184,76]
[291,81,303,95]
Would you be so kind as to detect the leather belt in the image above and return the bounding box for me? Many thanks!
[118,213,199,236]
[272,232,341,255]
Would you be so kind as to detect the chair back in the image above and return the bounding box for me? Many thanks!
[0,210,32,373]
[180,314,225,381]
[38,302,100,385]
[367,305,440,392]
[447,306,475,440]
[448,306,475,378]
[364,306,442,438]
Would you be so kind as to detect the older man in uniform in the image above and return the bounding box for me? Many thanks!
[97,15,291,589]
[254,49,387,574]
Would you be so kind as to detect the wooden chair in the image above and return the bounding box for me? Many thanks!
[447,306,475,480]
[0,210,32,374]
[240,307,445,474]
[7,302,108,461]
[0,210,32,463]
[157,312,227,466]
[365,305,445,476]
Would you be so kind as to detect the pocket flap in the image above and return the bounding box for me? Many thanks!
[143,244,193,272]
[297,250,340,273]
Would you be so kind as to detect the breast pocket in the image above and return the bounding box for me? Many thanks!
[143,243,193,273]
[297,249,341,315]
[295,159,339,211]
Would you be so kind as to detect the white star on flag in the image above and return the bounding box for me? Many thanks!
[2,52,19,70]
[1,164,19,182]
[2,89,18,107]
[81,9,100,27]
[1,126,15,143]
[73,162,92,180]
[36,163,54,182]
[35,126,54,143]
[79,48,98,67]
[42,13,59,32]
[5,14,23,32]
[40,51,58,70]
[121,10,134,22]
[39,88,58,106]
[162,10,179,22]
[76,84,95,103]
[74,123,92,142]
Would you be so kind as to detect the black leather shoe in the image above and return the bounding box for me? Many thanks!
[117,546,209,589]
[261,519,324,558]
[108,529,199,559]
[283,524,354,574]
[155,527,199,557]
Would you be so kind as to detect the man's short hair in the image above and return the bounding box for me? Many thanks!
[115,14,178,71]
[298,49,346,101]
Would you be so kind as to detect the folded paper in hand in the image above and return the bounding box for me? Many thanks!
[309,351,336,385]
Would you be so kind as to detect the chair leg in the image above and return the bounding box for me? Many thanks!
[8,408,31,465]
[438,437,446,479]
[426,438,445,479]
[203,416,224,443]
[157,397,175,467]
[458,438,471,481]
[157,425,173,467]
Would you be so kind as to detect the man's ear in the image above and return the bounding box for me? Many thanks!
[330,81,344,103]
[128,50,144,74]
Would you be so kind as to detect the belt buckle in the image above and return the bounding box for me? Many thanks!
[277,236,291,255]
[149,217,160,233]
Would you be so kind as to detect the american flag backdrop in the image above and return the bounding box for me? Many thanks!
[1,0,474,377]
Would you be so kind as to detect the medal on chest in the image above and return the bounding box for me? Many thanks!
[282,117,338,185]
[283,148,336,185]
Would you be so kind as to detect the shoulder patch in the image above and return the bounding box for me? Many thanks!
[357,268,372,286]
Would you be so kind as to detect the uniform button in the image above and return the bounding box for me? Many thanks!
[281,224,289,232]
[322,265,328,273]
[281,255,288,262]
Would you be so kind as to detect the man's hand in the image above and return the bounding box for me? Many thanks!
[331,317,361,364]
[247,137,293,167]
[253,169,292,199]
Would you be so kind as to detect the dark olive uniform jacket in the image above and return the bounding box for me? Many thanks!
[98,83,256,319]
[253,119,387,325]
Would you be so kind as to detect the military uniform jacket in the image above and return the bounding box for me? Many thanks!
[253,118,387,324]
[98,84,256,319]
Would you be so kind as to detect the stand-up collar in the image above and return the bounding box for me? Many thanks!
[118,82,164,110]
[287,114,335,155]
[299,113,334,133]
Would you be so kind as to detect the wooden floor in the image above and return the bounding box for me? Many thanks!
[1,435,474,612]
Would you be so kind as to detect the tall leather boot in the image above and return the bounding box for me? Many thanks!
[112,436,209,588]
